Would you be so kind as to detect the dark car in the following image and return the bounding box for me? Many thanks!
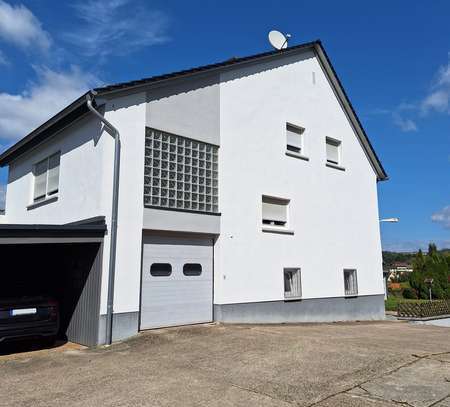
[0,297,59,344]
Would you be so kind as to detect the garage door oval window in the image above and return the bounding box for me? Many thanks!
[183,263,202,276]
[150,263,172,277]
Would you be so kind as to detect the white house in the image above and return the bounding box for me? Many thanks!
[0,40,388,346]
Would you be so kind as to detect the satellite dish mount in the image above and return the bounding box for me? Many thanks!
[268,30,291,50]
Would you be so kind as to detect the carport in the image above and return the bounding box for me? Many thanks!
[0,217,106,346]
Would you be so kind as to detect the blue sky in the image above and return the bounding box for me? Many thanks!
[0,0,448,251]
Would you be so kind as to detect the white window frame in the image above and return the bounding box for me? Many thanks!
[261,195,293,234]
[32,152,60,204]
[344,269,358,297]
[284,268,302,300]
[325,137,343,168]
[285,123,308,161]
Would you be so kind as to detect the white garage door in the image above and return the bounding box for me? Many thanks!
[140,234,213,330]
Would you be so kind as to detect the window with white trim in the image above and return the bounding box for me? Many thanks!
[326,137,341,166]
[262,196,289,228]
[33,152,60,202]
[344,269,358,296]
[286,123,304,155]
[284,268,302,299]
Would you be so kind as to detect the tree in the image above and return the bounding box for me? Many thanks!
[409,243,450,300]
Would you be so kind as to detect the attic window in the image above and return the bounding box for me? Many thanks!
[286,123,304,155]
[326,137,341,166]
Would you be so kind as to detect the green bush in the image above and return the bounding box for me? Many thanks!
[402,287,418,299]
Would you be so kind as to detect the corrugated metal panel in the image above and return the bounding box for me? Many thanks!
[65,243,103,346]
[140,235,213,329]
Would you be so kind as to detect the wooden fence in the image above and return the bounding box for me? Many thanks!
[397,300,450,319]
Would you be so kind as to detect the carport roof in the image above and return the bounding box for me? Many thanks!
[0,217,106,238]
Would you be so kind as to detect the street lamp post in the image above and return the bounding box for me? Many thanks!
[424,278,433,301]
[380,218,399,223]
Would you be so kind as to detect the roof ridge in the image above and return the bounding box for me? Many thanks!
[94,40,321,94]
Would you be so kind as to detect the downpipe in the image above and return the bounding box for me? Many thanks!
[86,91,120,345]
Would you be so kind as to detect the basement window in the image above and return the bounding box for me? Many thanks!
[150,263,172,277]
[284,268,302,300]
[326,137,341,166]
[33,152,60,202]
[262,196,289,228]
[344,269,358,296]
[286,123,305,156]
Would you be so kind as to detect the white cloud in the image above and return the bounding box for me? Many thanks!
[0,49,8,65]
[0,1,51,52]
[373,54,450,132]
[64,0,169,58]
[431,205,450,229]
[0,66,100,145]
[422,90,449,113]
[392,112,418,132]
[421,59,450,114]
[0,183,5,209]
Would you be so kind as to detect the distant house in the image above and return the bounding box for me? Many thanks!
[388,262,413,281]
[0,40,388,346]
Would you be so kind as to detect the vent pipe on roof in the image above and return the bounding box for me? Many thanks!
[86,91,121,346]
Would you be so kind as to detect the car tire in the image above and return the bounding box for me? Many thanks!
[41,336,57,348]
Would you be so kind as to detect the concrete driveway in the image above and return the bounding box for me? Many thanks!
[1,321,450,407]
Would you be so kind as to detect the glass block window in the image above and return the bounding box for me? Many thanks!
[144,128,219,213]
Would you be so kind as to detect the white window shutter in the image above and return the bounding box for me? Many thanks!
[326,139,340,164]
[33,160,48,200]
[47,153,60,194]
[262,199,287,223]
[286,129,301,149]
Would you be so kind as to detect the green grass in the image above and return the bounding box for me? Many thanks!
[384,296,427,311]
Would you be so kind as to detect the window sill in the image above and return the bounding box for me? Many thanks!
[284,296,302,302]
[326,162,346,171]
[345,294,358,299]
[285,151,309,161]
[262,226,294,235]
[27,195,58,210]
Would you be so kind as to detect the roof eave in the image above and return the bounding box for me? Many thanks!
[0,92,91,167]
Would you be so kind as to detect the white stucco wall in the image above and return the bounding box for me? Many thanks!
[214,50,384,305]
[146,74,220,146]
[4,92,147,316]
[104,92,146,314]
[5,115,108,224]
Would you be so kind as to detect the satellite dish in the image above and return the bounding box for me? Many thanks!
[268,30,291,50]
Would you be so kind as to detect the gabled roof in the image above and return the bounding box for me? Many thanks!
[0,40,387,180]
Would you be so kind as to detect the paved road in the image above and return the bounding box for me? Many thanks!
[1,321,450,406]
